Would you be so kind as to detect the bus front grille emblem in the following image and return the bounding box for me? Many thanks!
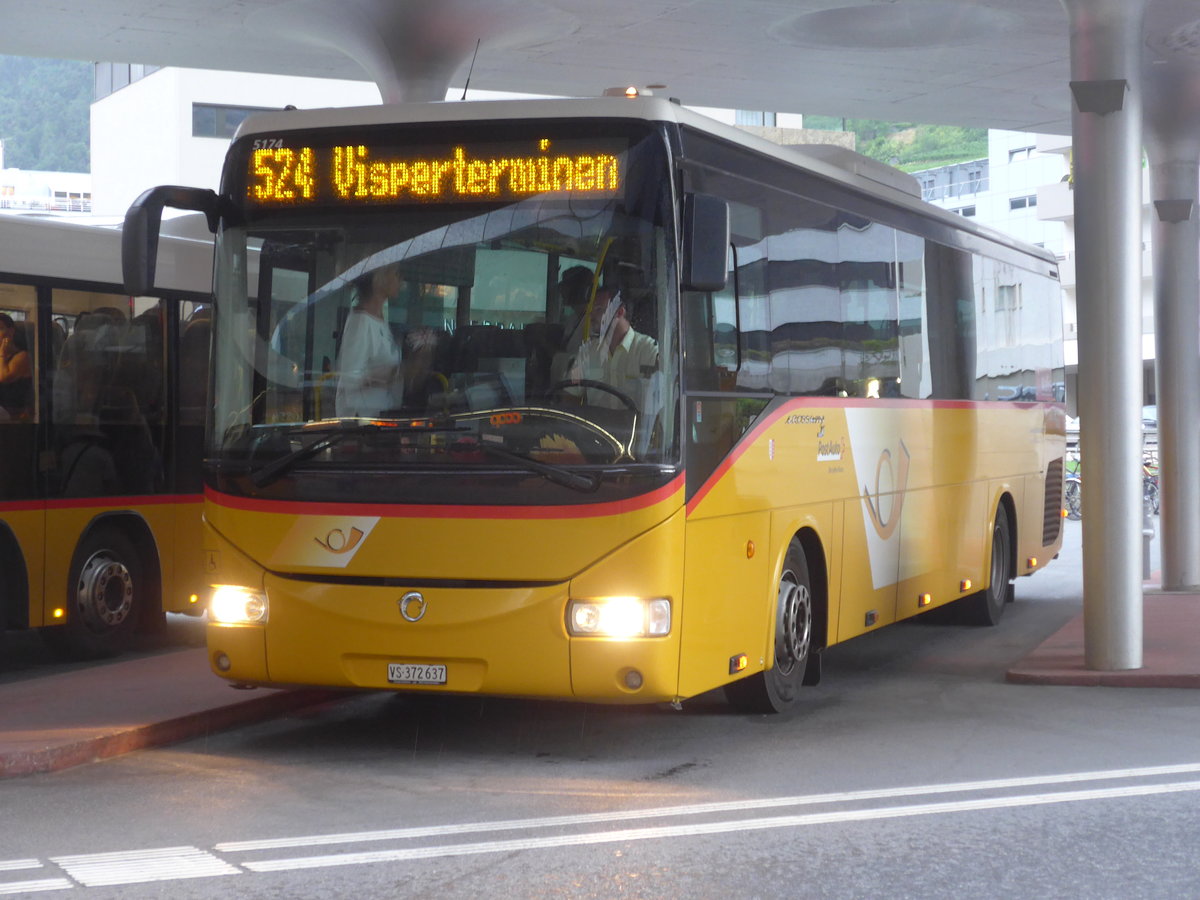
[399,591,427,622]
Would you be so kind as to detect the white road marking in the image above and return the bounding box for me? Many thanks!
[5,761,1200,891]
[0,861,71,895]
[50,846,240,887]
[0,878,74,895]
[242,779,1200,873]
[216,760,1200,853]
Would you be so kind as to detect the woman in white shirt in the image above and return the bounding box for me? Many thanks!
[335,264,404,417]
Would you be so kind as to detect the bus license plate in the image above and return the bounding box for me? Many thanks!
[387,663,447,685]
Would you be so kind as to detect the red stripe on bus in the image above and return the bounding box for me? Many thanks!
[204,476,685,520]
[0,493,202,513]
[684,397,1062,516]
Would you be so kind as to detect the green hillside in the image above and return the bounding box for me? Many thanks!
[805,116,987,171]
[0,55,92,172]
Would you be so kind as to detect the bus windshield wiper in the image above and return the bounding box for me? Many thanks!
[249,418,467,488]
[477,442,600,493]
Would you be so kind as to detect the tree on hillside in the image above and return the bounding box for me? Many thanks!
[0,56,92,172]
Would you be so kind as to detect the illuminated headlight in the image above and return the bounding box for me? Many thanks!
[567,597,671,637]
[209,585,268,624]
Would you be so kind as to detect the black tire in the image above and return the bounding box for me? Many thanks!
[43,527,143,659]
[727,540,813,714]
[958,504,1013,627]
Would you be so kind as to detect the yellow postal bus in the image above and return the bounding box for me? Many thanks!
[125,97,1065,711]
[1,214,213,656]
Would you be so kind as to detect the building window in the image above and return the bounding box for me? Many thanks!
[1008,145,1036,162]
[94,62,160,101]
[956,206,976,217]
[735,110,777,127]
[52,190,91,213]
[1009,194,1038,211]
[192,103,279,139]
[998,283,1022,346]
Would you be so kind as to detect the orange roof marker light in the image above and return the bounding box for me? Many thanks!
[603,86,652,99]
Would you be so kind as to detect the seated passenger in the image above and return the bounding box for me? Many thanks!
[0,313,33,420]
[557,264,594,355]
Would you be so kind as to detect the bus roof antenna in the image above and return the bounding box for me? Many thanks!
[460,39,481,100]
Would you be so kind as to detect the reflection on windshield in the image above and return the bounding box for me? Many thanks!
[212,176,677,494]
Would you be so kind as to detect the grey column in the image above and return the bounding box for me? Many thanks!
[1145,65,1200,592]
[1061,0,1145,669]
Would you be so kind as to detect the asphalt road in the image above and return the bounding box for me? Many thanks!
[2,519,1199,899]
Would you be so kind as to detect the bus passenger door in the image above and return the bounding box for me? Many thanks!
[0,284,43,629]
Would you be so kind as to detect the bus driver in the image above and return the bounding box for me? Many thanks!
[565,288,663,455]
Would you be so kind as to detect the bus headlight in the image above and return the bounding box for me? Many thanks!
[209,585,269,624]
[567,597,671,637]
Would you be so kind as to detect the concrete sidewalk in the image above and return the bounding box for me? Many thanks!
[0,648,340,778]
[1006,590,1200,687]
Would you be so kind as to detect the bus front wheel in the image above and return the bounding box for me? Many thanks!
[45,527,143,659]
[727,540,812,714]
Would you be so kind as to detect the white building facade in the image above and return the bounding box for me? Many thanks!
[90,66,381,216]
[0,139,93,213]
[918,129,1159,406]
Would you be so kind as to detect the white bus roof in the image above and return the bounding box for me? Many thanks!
[234,96,1058,271]
[0,211,213,296]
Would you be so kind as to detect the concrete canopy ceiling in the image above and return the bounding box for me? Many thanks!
[3,0,1200,132]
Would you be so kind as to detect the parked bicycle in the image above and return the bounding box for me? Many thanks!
[1143,455,1160,515]
[1065,450,1082,520]
[1061,450,1158,521]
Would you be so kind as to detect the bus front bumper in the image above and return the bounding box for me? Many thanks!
[205,578,683,703]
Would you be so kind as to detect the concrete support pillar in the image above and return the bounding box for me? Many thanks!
[1061,0,1146,669]
[1145,69,1200,590]
[257,0,553,104]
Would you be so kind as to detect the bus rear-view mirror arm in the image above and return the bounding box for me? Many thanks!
[123,185,222,295]
[681,192,729,293]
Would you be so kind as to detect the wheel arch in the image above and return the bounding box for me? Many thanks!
[793,526,829,652]
[768,512,831,654]
[74,511,164,631]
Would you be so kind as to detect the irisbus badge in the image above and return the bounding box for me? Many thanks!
[398,591,428,622]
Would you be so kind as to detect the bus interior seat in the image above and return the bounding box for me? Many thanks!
[522,322,564,396]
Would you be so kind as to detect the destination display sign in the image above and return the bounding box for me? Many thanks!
[243,136,626,207]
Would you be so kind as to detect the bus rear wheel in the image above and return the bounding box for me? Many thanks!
[958,504,1013,627]
[727,540,812,714]
[44,527,143,659]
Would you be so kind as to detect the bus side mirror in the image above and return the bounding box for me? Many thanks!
[681,193,729,293]
[123,185,221,295]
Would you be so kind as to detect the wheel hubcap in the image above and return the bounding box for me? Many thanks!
[776,572,812,676]
[76,551,134,631]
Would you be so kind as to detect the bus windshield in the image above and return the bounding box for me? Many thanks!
[210,123,678,505]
